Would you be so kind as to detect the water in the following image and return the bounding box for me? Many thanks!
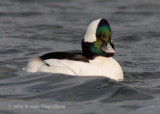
[0,0,160,113]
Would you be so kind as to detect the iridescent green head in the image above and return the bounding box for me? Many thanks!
[82,19,115,59]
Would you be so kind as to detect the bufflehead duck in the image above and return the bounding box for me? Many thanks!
[25,19,124,81]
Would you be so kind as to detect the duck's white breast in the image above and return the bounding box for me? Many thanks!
[89,57,123,81]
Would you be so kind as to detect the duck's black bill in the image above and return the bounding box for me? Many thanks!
[101,42,115,54]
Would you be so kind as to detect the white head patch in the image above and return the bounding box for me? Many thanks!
[84,19,101,42]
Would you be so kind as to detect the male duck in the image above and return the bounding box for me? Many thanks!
[25,19,124,81]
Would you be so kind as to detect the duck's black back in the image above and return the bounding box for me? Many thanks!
[40,52,89,63]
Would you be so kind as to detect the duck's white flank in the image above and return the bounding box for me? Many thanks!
[25,57,123,81]
[25,58,45,72]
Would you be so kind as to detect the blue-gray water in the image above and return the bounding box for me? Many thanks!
[0,0,160,114]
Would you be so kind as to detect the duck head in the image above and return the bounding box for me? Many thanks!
[82,19,115,59]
